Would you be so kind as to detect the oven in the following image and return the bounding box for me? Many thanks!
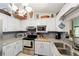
[23,39,34,50]
[37,25,47,33]
[23,35,37,50]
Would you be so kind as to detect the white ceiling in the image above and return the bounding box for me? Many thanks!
[0,3,65,14]
[28,3,65,13]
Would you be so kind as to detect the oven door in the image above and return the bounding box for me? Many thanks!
[23,40,33,48]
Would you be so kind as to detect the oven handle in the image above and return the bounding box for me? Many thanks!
[31,41,33,48]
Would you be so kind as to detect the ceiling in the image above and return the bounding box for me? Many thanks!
[0,3,65,14]
[28,3,65,13]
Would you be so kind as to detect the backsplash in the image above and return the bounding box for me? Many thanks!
[47,32,55,38]
[3,31,66,40]
[46,32,66,40]
[3,33,16,40]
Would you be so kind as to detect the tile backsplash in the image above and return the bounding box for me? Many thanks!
[3,32,66,40]
[3,33,16,40]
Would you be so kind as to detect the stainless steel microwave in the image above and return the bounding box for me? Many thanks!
[37,25,47,32]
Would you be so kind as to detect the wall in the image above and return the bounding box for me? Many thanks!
[64,7,79,41]
[3,33,16,40]
[43,32,66,40]
[64,7,79,33]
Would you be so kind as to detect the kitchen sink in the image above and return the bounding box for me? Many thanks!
[73,52,79,56]
[54,42,72,56]
[58,49,71,56]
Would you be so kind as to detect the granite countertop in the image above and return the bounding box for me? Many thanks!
[35,35,51,42]
[35,37,51,42]
[1,38,22,46]
[35,36,72,47]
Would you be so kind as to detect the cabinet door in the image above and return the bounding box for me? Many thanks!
[35,41,42,55]
[11,17,21,31]
[35,41,51,56]
[1,13,8,32]
[1,13,21,32]
[14,40,23,55]
[3,44,14,56]
[41,42,51,55]
[47,18,55,31]
[37,19,47,25]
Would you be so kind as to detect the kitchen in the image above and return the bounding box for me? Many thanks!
[0,3,79,56]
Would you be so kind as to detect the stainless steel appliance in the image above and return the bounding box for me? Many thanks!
[27,26,36,32]
[24,26,37,50]
[23,35,37,50]
[0,17,2,56]
[37,25,47,33]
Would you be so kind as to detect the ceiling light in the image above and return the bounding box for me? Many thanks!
[25,7,32,12]
[18,9,26,16]
[9,3,18,12]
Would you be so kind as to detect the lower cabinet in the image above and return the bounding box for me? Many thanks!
[2,40,23,56]
[35,41,51,56]
[14,40,23,55]
[2,43,15,56]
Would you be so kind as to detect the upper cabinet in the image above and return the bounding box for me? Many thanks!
[46,18,55,31]
[1,12,66,32]
[0,13,21,32]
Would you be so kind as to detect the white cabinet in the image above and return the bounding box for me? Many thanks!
[14,40,23,55]
[35,41,51,56]
[1,13,8,32]
[21,18,57,32]
[47,18,55,31]
[2,40,23,56]
[21,19,37,31]
[2,43,15,56]
[37,19,47,25]
[10,17,21,31]
[0,13,21,32]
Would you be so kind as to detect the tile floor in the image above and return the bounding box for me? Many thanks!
[17,52,30,56]
[17,49,34,56]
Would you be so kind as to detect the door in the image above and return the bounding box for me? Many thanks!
[35,41,51,55]
[15,40,22,55]
[41,42,50,55]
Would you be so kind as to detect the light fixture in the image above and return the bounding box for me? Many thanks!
[18,9,26,16]
[25,7,32,12]
[9,3,18,12]
[22,3,32,12]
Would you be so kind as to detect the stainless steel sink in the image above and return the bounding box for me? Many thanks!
[58,49,71,55]
[54,42,72,56]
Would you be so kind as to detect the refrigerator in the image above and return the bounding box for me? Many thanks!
[0,16,2,56]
